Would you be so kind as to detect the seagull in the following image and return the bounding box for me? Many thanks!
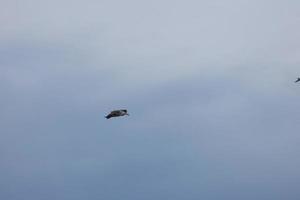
[105,109,129,119]
[295,78,300,83]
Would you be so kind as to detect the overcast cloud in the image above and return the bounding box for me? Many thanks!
[1,0,300,200]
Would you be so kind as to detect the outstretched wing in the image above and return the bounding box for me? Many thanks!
[105,114,113,119]
[105,110,121,119]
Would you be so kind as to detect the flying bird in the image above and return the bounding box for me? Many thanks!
[295,78,300,83]
[105,109,129,119]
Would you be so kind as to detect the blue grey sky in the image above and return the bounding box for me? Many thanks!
[1,0,300,199]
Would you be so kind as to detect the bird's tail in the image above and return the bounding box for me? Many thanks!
[105,115,111,119]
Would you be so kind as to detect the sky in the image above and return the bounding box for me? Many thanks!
[1,0,300,199]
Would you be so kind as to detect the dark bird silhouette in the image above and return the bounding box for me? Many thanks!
[295,78,300,83]
[105,109,129,119]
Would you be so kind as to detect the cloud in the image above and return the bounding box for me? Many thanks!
[1,0,300,200]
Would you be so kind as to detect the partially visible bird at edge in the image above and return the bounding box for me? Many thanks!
[105,109,129,119]
[295,78,300,83]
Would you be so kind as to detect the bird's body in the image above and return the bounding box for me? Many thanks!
[295,78,300,83]
[105,109,129,119]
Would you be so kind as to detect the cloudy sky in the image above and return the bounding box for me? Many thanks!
[1,0,300,199]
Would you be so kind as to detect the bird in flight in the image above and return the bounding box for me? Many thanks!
[105,109,129,119]
[295,78,300,83]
